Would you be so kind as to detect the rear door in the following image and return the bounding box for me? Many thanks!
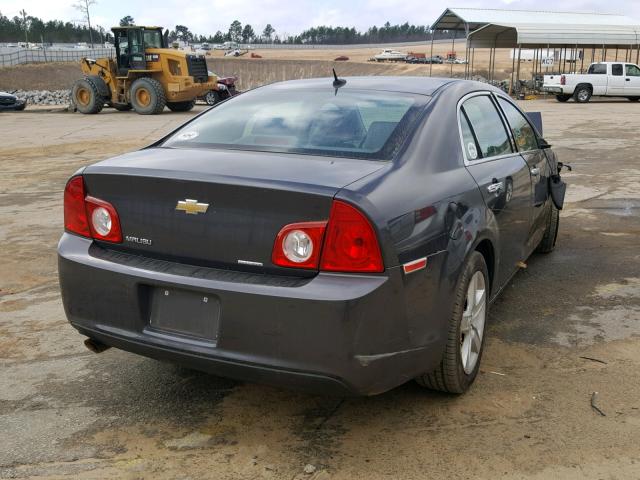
[494,96,551,253]
[624,64,640,96]
[609,63,626,95]
[459,93,532,288]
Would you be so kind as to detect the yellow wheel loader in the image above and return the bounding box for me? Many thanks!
[72,26,219,114]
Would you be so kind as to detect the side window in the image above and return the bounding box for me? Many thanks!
[496,97,539,152]
[461,95,512,159]
[460,113,480,161]
[626,64,640,77]
[612,64,624,76]
[587,64,607,74]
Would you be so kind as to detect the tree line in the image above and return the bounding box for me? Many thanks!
[1,12,460,46]
[0,11,112,44]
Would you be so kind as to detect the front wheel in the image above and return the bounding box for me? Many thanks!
[72,78,104,114]
[416,251,489,394]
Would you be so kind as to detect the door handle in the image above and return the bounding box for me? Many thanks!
[530,167,540,177]
[626,78,631,82]
[487,182,503,194]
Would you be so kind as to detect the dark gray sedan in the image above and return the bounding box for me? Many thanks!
[58,76,562,395]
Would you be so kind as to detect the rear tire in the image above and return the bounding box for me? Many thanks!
[416,251,489,394]
[72,78,104,114]
[130,77,166,115]
[573,85,592,103]
[556,94,571,102]
[166,100,196,112]
[536,204,560,254]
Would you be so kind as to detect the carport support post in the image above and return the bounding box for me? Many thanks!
[515,45,522,94]
[450,31,455,76]
[429,30,435,77]
[509,47,516,95]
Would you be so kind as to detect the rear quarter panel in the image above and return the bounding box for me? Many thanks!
[339,81,499,353]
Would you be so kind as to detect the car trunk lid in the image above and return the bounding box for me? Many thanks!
[82,147,384,274]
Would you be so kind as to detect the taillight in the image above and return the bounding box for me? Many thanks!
[272,221,327,269]
[272,200,384,273]
[64,176,90,237]
[560,75,566,85]
[320,201,384,273]
[63,175,122,243]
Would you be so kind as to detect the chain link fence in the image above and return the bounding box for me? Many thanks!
[0,48,115,67]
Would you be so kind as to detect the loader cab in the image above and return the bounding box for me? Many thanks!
[112,26,167,76]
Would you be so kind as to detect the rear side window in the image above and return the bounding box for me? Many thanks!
[612,64,623,76]
[496,98,539,152]
[460,95,512,160]
[626,64,640,76]
[588,64,607,74]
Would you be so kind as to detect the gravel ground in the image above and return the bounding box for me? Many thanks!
[0,100,639,479]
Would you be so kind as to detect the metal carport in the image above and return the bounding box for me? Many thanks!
[429,8,640,91]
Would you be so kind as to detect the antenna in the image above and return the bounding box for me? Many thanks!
[332,68,346,89]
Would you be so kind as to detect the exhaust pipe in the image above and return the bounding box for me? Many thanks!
[84,337,111,354]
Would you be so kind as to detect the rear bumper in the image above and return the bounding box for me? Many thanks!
[543,86,564,94]
[58,233,445,395]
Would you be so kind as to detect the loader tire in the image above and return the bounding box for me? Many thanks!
[167,100,196,112]
[72,78,104,114]
[130,77,166,114]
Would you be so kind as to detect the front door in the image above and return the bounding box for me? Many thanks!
[459,94,533,289]
[624,64,640,96]
[495,96,551,253]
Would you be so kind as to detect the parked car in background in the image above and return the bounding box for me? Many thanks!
[426,55,444,64]
[59,77,566,396]
[543,62,640,102]
[0,91,26,111]
[373,49,407,62]
[201,73,239,105]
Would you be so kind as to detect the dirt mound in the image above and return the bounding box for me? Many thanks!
[0,62,81,91]
[206,57,448,91]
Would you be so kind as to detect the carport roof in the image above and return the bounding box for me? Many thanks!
[467,22,640,48]
[432,7,640,32]
[431,7,640,48]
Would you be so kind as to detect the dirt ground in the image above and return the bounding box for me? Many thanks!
[1,98,640,479]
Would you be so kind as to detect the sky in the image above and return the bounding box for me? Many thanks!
[2,0,639,37]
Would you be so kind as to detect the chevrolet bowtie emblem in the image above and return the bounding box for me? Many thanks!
[176,199,209,215]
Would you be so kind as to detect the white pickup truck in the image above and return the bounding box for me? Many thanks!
[543,62,640,103]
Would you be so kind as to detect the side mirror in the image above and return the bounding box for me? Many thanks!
[539,138,552,150]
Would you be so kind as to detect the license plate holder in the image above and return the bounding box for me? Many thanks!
[149,287,220,341]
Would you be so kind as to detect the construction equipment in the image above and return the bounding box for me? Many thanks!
[72,26,219,114]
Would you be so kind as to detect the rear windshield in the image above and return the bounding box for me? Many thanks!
[162,88,429,160]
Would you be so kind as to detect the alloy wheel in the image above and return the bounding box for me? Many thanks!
[460,270,486,374]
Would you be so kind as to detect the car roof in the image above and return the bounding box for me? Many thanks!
[262,76,457,96]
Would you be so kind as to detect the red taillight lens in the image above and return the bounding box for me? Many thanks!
[320,200,384,273]
[560,75,566,85]
[64,176,90,237]
[272,221,327,269]
[63,175,122,243]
